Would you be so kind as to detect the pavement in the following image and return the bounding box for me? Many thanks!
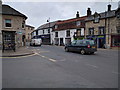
[0,46,34,57]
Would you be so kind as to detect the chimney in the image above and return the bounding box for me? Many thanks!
[108,4,111,11]
[76,11,79,18]
[87,8,92,16]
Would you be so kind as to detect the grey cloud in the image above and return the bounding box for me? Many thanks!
[3,2,118,29]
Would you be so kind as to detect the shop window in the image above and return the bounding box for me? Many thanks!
[112,36,120,47]
[5,19,12,28]
[55,32,58,37]
[89,28,94,35]
[99,27,105,35]
[66,30,70,37]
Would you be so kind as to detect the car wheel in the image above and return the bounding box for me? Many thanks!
[65,48,69,52]
[81,49,85,55]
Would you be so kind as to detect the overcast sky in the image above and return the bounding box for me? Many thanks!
[2,1,119,29]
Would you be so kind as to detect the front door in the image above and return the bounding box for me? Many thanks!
[60,38,64,46]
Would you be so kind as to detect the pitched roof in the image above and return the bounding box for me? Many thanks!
[85,10,116,21]
[53,16,87,31]
[56,16,87,24]
[36,21,57,30]
[2,4,27,19]
[26,25,35,28]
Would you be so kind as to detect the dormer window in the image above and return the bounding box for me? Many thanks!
[94,16,99,23]
[93,12,100,23]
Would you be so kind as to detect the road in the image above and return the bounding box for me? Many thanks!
[2,45,119,88]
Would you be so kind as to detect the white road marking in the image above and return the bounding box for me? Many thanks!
[86,64,98,68]
[49,59,57,62]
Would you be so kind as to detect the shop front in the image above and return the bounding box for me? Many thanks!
[40,34,51,45]
[87,35,106,48]
[111,34,120,47]
[2,31,16,52]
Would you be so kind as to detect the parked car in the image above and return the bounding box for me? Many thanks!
[30,35,42,46]
[65,39,97,55]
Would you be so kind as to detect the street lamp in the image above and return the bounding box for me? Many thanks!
[47,17,51,44]
[47,17,50,33]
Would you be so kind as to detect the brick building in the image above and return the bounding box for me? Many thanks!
[85,4,120,48]
[25,25,34,42]
[1,4,27,51]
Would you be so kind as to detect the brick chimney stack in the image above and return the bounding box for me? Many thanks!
[87,8,92,16]
[108,4,111,11]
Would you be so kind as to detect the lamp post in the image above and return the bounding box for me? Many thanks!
[47,17,51,44]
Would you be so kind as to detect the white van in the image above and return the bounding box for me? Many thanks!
[30,36,42,46]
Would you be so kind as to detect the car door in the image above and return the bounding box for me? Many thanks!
[69,40,77,51]
[75,40,83,52]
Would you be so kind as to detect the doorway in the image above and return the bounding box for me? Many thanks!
[2,31,16,52]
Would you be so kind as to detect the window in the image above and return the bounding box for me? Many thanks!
[5,19,12,27]
[55,25,58,29]
[71,40,77,45]
[94,16,99,23]
[48,28,50,33]
[55,32,58,37]
[43,30,44,34]
[76,40,83,45]
[66,30,70,37]
[77,29,81,36]
[76,21,81,26]
[89,28,94,35]
[22,21,25,28]
[99,27,105,35]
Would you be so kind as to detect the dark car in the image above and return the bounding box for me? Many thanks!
[65,39,97,55]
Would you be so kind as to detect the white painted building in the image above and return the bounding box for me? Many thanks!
[35,21,57,44]
[51,15,86,45]
[51,28,85,45]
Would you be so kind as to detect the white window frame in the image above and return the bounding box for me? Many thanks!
[4,19,12,28]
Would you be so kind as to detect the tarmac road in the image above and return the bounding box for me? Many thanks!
[2,45,119,88]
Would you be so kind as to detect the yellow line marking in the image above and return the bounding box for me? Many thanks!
[0,54,36,59]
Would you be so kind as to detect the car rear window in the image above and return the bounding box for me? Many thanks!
[84,40,95,45]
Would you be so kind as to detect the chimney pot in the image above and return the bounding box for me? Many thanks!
[76,11,80,18]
